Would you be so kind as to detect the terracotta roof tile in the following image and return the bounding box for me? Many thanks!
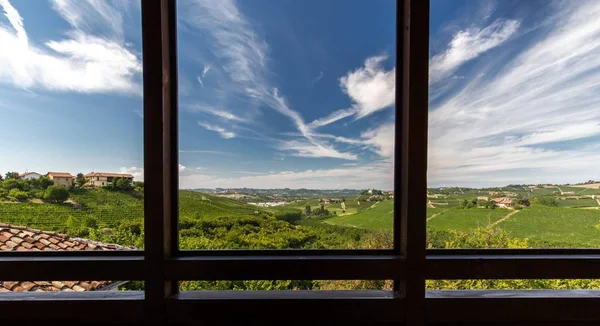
[83,172,134,178]
[47,172,74,178]
[0,223,134,292]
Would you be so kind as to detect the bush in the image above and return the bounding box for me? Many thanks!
[0,188,7,199]
[275,210,302,224]
[44,185,69,203]
[533,197,558,207]
[8,189,29,202]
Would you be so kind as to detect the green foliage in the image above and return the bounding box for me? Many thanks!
[8,189,29,202]
[275,210,302,224]
[75,173,86,187]
[0,188,7,199]
[4,171,19,179]
[533,196,559,207]
[44,185,69,203]
[36,176,54,189]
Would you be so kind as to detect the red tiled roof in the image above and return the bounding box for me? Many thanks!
[84,172,134,178]
[492,198,512,204]
[0,223,133,292]
[18,172,40,177]
[47,172,73,178]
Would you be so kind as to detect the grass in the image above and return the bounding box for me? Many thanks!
[499,206,600,247]
[321,200,394,230]
[427,208,508,231]
[557,198,598,208]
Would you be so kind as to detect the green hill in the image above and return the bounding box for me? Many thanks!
[321,200,394,230]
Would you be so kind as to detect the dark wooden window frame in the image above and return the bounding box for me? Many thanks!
[0,1,599,325]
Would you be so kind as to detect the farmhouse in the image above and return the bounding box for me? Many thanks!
[477,196,489,201]
[84,172,134,187]
[492,198,513,208]
[47,172,74,187]
[19,172,41,180]
[0,223,131,292]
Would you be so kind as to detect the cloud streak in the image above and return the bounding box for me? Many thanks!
[198,121,236,139]
[428,1,600,187]
[0,0,142,94]
[429,18,520,84]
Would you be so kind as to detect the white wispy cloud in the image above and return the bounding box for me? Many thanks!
[198,121,236,139]
[428,1,600,187]
[340,55,396,120]
[189,104,246,122]
[361,123,395,160]
[179,0,358,160]
[120,166,143,181]
[429,18,520,83]
[178,160,394,190]
[278,140,358,160]
[309,55,396,128]
[0,0,141,94]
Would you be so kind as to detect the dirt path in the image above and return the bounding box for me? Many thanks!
[428,201,434,208]
[557,186,563,194]
[491,209,521,227]
[596,198,600,206]
[427,213,442,221]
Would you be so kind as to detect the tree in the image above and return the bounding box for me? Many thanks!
[114,177,133,191]
[304,205,312,216]
[76,173,86,187]
[8,188,29,202]
[461,199,468,207]
[4,171,19,179]
[0,174,3,181]
[44,185,69,203]
[37,175,54,189]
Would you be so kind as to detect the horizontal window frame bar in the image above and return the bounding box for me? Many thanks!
[167,290,403,323]
[426,290,600,323]
[0,256,144,280]
[0,250,142,257]
[167,256,404,280]
[176,249,395,257]
[428,248,600,255]
[427,255,600,279]
[0,291,144,322]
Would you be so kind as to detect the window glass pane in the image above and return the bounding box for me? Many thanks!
[427,0,600,248]
[177,0,396,249]
[0,0,144,250]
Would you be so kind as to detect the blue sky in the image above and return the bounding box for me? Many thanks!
[3,1,600,189]
[428,0,600,187]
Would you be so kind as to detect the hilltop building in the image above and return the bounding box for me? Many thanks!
[47,172,74,187]
[19,172,41,180]
[84,172,134,187]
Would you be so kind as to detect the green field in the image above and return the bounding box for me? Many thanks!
[557,198,598,208]
[322,200,394,229]
[497,206,600,247]
[427,208,508,231]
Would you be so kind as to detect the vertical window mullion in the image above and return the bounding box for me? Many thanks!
[142,0,176,321]
[399,0,430,325]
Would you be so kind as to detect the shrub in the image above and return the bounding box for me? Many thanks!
[533,197,558,207]
[0,188,7,199]
[275,210,302,224]
[8,189,29,202]
[44,185,69,203]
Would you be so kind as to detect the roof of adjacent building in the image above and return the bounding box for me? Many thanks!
[492,198,513,204]
[84,172,134,178]
[19,172,41,177]
[0,223,133,292]
[47,172,74,178]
